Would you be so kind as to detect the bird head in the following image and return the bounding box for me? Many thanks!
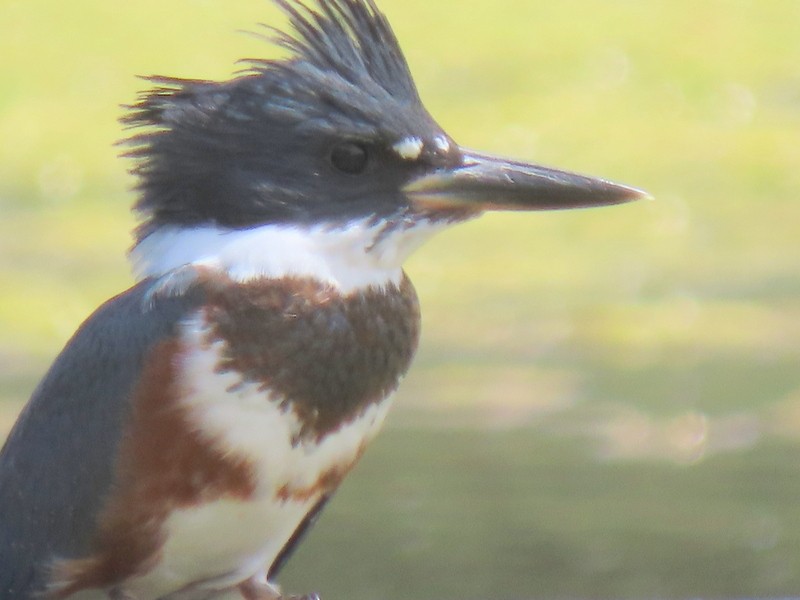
[125,0,648,284]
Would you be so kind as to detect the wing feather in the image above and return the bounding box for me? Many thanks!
[0,279,204,598]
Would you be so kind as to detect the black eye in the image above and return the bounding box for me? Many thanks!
[330,142,369,175]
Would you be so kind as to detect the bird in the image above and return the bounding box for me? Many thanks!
[0,0,649,598]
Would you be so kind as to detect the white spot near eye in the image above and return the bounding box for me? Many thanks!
[433,136,450,152]
[393,137,424,160]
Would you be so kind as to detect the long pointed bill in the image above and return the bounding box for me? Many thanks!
[403,149,651,212]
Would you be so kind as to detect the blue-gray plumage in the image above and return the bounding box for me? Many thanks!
[0,0,648,598]
[0,282,205,596]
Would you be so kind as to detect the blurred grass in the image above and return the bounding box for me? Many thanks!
[1,0,800,598]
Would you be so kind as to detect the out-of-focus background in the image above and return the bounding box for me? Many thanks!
[2,1,799,598]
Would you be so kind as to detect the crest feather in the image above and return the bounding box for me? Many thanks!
[262,0,418,101]
[120,0,439,239]
[123,0,419,133]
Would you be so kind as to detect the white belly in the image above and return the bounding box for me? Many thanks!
[123,333,395,598]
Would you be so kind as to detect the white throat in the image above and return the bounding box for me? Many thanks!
[129,219,447,293]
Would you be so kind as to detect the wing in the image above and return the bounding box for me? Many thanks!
[0,279,204,598]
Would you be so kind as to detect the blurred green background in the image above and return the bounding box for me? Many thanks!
[1,0,799,598]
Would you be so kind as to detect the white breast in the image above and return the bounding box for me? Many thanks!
[118,219,438,596]
[120,315,395,599]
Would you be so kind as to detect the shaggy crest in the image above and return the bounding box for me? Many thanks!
[123,0,444,239]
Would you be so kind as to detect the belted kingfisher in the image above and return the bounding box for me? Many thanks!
[0,0,648,598]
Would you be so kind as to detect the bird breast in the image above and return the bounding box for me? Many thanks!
[49,273,420,598]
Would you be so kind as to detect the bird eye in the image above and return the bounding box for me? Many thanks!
[330,142,369,175]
